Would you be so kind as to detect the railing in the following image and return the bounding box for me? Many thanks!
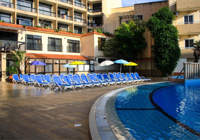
[58,0,72,5]
[17,5,37,13]
[0,40,26,52]
[74,2,86,9]
[74,18,86,24]
[184,62,200,79]
[39,10,56,17]
[48,44,62,52]
[57,14,73,20]
[88,22,101,27]
[67,46,80,53]
[88,8,102,13]
[0,0,14,8]
[27,43,42,50]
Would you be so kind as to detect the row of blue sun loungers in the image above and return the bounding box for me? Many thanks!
[12,72,151,91]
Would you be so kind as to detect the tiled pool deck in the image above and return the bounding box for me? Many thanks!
[0,80,164,139]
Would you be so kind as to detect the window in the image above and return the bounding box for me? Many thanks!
[98,37,106,50]
[74,11,82,19]
[67,39,80,53]
[17,0,33,12]
[134,15,143,20]
[58,7,68,17]
[184,15,193,24]
[17,16,32,26]
[39,20,52,28]
[45,64,53,72]
[48,37,62,52]
[93,3,101,12]
[74,0,81,3]
[74,26,82,34]
[0,13,11,23]
[39,3,52,16]
[58,23,68,31]
[93,16,102,26]
[26,35,42,50]
[78,60,90,72]
[185,39,194,48]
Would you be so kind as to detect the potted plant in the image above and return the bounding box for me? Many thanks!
[6,66,18,82]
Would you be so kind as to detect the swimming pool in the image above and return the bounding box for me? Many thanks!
[115,82,200,139]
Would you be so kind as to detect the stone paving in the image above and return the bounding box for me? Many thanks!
[0,80,161,140]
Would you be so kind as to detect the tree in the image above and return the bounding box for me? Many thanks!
[103,20,147,60]
[11,51,33,74]
[193,40,200,62]
[146,7,181,75]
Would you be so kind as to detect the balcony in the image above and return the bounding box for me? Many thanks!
[74,18,86,24]
[74,2,86,9]
[177,21,200,35]
[48,44,62,52]
[58,0,72,5]
[57,14,73,20]
[39,10,56,17]
[87,8,101,13]
[177,0,200,11]
[17,5,37,13]
[88,22,101,27]
[0,40,26,52]
[0,0,14,8]
[27,43,42,51]
[67,46,80,53]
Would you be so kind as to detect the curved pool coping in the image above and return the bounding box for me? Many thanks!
[89,82,169,140]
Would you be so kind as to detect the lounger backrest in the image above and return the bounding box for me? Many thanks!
[130,73,135,79]
[73,75,81,84]
[88,74,96,82]
[35,75,43,83]
[97,75,103,81]
[22,75,29,82]
[126,73,132,80]
[63,76,71,85]
[27,74,31,79]
[74,74,82,81]
[121,73,126,80]
[81,74,89,83]
[53,76,61,84]
[103,74,110,80]
[60,74,64,79]
[68,74,73,81]
[44,75,51,82]
[19,74,23,79]
[115,73,121,79]
[52,74,58,77]
[39,74,45,81]
[109,73,115,80]
[13,74,19,81]
[134,73,140,78]
[30,74,35,81]
[87,73,90,77]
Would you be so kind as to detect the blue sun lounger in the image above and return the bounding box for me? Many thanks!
[80,74,93,87]
[12,74,22,84]
[72,75,84,88]
[126,73,138,83]
[97,74,112,86]
[88,74,101,87]
[94,74,107,86]
[135,72,151,81]
[130,73,143,82]
[120,73,133,83]
[22,75,34,85]
[109,73,122,84]
[35,75,50,87]
[115,73,127,84]
[44,75,54,85]
[53,76,73,90]
[63,75,83,89]
[103,74,118,85]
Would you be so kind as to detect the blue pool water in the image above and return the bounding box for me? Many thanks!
[115,82,200,139]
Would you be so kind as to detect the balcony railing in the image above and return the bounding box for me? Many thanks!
[39,10,56,17]
[88,8,102,13]
[57,14,73,20]
[74,18,86,24]
[27,43,42,50]
[177,21,200,25]
[74,2,86,9]
[17,5,37,13]
[67,46,80,53]
[88,22,102,27]
[58,0,72,5]
[48,44,62,52]
[0,40,26,52]
[0,0,14,8]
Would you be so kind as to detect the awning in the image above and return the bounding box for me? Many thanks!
[26,53,93,60]
[0,25,26,31]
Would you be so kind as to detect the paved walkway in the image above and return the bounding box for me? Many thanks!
[0,80,164,140]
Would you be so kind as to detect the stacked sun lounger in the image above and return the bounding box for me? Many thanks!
[12,72,151,91]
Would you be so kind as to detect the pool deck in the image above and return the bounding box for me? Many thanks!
[0,79,165,140]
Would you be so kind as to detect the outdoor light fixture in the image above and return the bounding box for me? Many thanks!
[55,61,59,64]
[3,53,6,59]
[29,60,32,64]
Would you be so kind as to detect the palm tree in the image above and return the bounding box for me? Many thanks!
[11,51,34,74]
[193,40,200,63]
